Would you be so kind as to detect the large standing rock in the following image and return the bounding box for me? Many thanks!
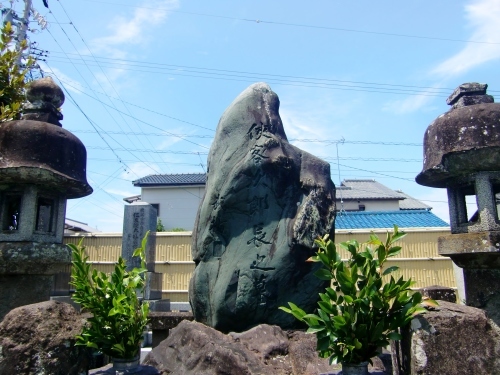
[0,300,90,375]
[189,83,336,332]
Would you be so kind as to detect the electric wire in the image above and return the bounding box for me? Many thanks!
[80,0,500,46]
[56,77,215,132]
[55,0,168,169]
[45,14,163,175]
[58,79,210,149]
[46,51,500,95]
[47,57,455,98]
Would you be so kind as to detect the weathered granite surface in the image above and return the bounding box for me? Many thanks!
[189,82,336,332]
[0,300,91,375]
[143,320,391,375]
[148,311,194,347]
[392,300,500,375]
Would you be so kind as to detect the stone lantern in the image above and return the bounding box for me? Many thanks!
[0,77,92,320]
[416,83,500,322]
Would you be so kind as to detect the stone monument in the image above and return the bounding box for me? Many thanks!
[416,82,500,323]
[189,83,336,332]
[122,202,162,303]
[0,77,92,320]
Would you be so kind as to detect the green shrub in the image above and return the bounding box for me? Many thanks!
[69,232,150,359]
[280,225,437,365]
[156,218,165,232]
[0,22,35,122]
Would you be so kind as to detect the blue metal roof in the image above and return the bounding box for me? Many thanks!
[335,210,449,229]
[133,173,207,186]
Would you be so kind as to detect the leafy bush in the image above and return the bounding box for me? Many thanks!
[156,218,165,232]
[280,226,437,365]
[0,22,35,122]
[69,232,150,359]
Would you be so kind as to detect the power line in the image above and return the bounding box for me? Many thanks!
[80,0,500,46]
[57,79,210,149]
[47,56,456,98]
[86,146,208,155]
[44,16,163,176]
[56,77,215,132]
[325,156,421,163]
[71,129,423,147]
[55,0,168,169]
[47,51,500,95]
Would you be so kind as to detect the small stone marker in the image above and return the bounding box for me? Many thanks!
[122,202,161,301]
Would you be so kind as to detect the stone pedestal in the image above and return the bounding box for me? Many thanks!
[0,241,71,321]
[0,275,53,320]
[438,231,500,324]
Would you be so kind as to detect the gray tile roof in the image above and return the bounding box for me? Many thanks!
[396,190,432,210]
[133,173,207,187]
[65,218,100,233]
[337,179,406,200]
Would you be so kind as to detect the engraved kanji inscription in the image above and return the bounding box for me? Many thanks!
[247,224,271,247]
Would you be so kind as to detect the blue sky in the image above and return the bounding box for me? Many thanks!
[4,0,500,232]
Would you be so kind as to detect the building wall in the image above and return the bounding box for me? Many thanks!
[64,228,455,303]
[140,186,205,231]
[337,199,400,211]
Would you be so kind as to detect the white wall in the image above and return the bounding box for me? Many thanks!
[337,200,400,212]
[141,186,205,231]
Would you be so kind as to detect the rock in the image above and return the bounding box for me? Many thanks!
[143,320,328,375]
[392,300,500,375]
[148,311,194,347]
[90,364,160,374]
[0,300,91,375]
[144,320,391,375]
[419,285,456,303]
[189,82,336,332]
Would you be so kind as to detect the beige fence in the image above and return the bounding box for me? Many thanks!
[63,227,455,302]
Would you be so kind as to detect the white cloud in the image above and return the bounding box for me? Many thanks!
[105,188,138,197]
[93,0,179,50]
[382,84,444,114]
[432,0,500,77]
[278,87,356,156]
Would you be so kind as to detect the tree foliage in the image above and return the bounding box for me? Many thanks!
[0,22,35,122]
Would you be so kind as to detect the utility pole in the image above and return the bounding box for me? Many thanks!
[16,0,32,66]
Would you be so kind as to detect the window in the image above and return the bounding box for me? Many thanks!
[3,194,22,230]
[36,197,55,232]
[358,204,366,211]
[151,203,160,217]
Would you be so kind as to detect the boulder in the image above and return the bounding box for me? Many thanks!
[0,300,90,375]
[144,320,391,375]
[189,82,336,332]
[392,300,500,375]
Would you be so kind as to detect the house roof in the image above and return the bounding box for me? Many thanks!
[337,179,406,201]
[335,210,449,229]
[396,190,432,210]
[123,194,141,203]
[65,218,100,233]
[133,173,207,187]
